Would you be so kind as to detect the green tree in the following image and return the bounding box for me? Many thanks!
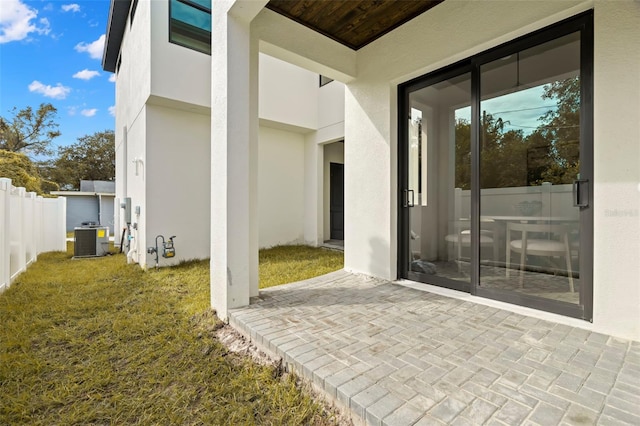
[456,77,581,189]
[454,118,471,190]
[0,150,59,195]
[0,104,61,156]
[534,76,581,184]
[43,130,115,191]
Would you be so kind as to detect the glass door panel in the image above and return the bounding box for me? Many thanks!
[478,32,582,306]
[406,73,472,291]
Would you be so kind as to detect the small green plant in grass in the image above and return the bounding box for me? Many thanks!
[259,245,344,289]
[0,244,342,425]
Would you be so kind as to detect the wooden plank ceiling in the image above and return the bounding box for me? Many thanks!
[265,0,445,50]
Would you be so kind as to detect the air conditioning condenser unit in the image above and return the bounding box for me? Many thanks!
[74,227,110,257]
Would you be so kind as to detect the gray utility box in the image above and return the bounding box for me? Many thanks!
[74,227,110,257]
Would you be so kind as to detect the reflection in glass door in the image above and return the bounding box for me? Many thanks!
[404,72,473,292]
[478,32,584,309]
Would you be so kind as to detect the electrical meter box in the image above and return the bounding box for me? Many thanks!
[74,226,110,257]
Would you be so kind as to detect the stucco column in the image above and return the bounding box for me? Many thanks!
[344,82,396,280]
[304,137,323,246]
[210,1,262,319]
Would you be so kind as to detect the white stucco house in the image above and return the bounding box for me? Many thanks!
[103,0,639,342]
[103,0,345,266]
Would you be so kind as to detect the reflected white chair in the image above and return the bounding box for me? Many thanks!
[506,222,574,292]
[445,219,497,271]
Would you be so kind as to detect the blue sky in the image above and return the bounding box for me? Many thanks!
[0,0,114,159]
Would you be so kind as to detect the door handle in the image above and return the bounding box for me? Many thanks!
[573,179,589,208]
[403,189,415,207]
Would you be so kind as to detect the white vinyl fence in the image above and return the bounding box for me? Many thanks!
[0,178,66,293]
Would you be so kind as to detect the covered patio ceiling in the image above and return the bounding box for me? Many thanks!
[265,0,445,50]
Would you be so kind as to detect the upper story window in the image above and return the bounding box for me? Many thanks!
[169,0,211,55]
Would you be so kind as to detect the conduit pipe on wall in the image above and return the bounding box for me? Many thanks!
[126,232,137,264]
[97,193,102,228]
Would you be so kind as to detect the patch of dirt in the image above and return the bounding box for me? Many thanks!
[214,325,277,368]
[214,324,354,426]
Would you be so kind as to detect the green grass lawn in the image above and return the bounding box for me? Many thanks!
[0,243,344,425]
[259,245,344,289]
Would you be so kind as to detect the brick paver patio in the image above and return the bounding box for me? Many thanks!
[229,270,640,425]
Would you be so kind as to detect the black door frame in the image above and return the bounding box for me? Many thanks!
[398,11,593,321]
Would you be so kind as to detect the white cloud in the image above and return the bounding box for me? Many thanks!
[28,80,71,99]
[0,0,51,43]
[74,34,105,59]
[108,74,116,83]
[39,18,50,33]
[73,69,100,80]
[81,108,97,117]
[108,106,116,117]
[61,4,80,13]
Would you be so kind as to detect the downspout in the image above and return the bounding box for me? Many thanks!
[97,193,103,227]
[122,126,130,252]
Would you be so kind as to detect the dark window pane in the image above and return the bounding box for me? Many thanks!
[171,0,211,32]
[169,0,211,55]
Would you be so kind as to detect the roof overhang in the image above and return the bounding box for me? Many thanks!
[102,0,132,73]
[265,0,445,50]
[101,1,445,73]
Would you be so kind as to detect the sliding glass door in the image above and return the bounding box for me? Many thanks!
[399,12,592,320]
[402,71,472,292]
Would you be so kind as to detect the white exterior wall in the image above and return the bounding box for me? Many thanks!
[114,0,348,270]
[258,53,347,247]
[259,54,317,130]
[592,3,640,340]
[145,104,211,267]
[113,0,151,257]
[317,80,345,142]
[114,0,213,267]
[124,106,147,265]
[150,1,211,108]
[258,126,305,247]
